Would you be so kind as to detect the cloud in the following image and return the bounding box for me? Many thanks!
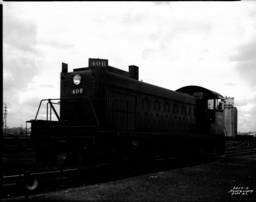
[238,105,256,132]
[121,13,149,25]
[20,96,42,109]
[239,103,255,112]
[3,70,15,91]
[153,1,171,6]
[230,38,256,62]
[224,83,237,87]
[3,10,37,53]
[3,9,44,92]
[3,48,43,91]
[3,1,256,133]
[230,38,256,87]
[39,39,74,50]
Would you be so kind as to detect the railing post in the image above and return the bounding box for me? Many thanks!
[35,100,44,120]
[46,102,49,121]
[50,102,52,121]
[48,99,60,121]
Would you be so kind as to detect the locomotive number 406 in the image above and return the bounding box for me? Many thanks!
[72,88,83,94]
[89,58,108,67]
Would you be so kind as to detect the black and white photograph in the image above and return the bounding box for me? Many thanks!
[2,1,256,201]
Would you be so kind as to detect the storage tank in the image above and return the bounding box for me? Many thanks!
[224,97,237,138]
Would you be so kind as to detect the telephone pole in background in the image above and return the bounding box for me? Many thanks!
[3,103,7,135]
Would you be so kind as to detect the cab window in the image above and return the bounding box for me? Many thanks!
[207,99,224,111]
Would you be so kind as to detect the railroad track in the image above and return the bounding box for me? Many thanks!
[3,168,78,188]
[224,140,256,157]
[2,143,256,200]
[2,163,127,200]
[226,140,256,150]
[2,168,81,199]
[224,148,256,158]
[3,138,33,153]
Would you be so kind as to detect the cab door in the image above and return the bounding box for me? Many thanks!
[208,99,225,135]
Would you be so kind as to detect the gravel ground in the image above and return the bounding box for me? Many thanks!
[3,154,256,202]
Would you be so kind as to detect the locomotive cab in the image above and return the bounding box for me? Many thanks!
[176,86,225,136]
[176,86,225,154]
[207,98,224,121]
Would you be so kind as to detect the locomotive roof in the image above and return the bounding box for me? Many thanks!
[176,85,224,99]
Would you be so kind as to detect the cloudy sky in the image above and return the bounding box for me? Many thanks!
[3,1,256,132]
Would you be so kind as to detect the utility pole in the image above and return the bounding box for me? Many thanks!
[3,104,7,136]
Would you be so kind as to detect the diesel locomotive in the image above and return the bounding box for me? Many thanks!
[28,58,225,166]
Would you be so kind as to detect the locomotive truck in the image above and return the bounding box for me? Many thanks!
[28,58,225,167]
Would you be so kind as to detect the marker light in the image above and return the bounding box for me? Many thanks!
[73,74,82,85]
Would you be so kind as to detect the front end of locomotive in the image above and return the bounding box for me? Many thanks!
[28,59,107,166]
[59,59,104,127]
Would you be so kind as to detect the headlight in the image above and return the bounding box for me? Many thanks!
[73,74,82,85]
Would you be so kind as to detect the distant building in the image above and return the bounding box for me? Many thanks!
[224,97,237,138]
[249,132,256,137]
[224,97,234,106]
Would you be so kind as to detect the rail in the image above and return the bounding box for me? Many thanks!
[2,144,256,200]
[224,148,256,158]
[32,97,99,126]
[34,98,61,121]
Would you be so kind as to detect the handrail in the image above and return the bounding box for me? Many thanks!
[34,97,99,127]
[48,99,60,121]
[35,98,61,120]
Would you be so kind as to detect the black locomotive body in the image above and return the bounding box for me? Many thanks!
[28,58,225,166]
